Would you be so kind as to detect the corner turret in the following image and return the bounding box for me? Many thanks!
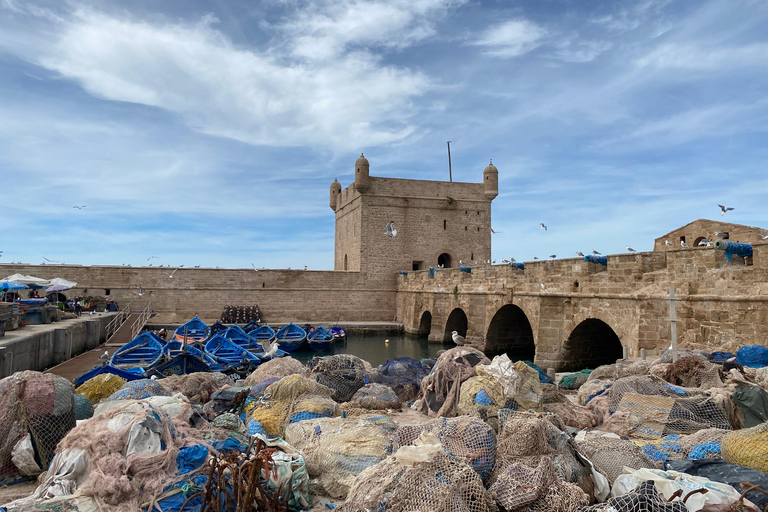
[483,159,498,200]
[354,153,370,193]
[330,178,341,211]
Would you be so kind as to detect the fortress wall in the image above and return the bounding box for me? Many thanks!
[0,264,396,324]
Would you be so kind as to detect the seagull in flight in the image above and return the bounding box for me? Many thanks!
[43,257,62,263]
[147,256,158,261]
[451,330,466,346]
[757,234,768,240]
[576,251,585,257]
[680,241,690,248]
[489,227,502,234]
[698,238,711,246]
[72,205,86,210]
[385,221,397,237]
[169,268,179,278]
[591,249,601,255]
[252,263,258,271]
[718,204,734,216]
[540,223,547,231]
[626,246,636,252]
[665,240,674,247]
[533,256,539,260]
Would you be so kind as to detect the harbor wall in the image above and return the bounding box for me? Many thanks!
[0,265,396,324]
[0,315,112,378]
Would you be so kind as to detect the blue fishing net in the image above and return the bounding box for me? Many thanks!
[736,345,768,368]
[107,379,170,401]
[74,392,94,420]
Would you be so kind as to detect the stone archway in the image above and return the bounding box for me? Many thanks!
[693,236,707,248]
[485,304,535,361]
[437,253,453,269]
[561,318,623,372]
[418,311,432,337]
[443,308,468,342]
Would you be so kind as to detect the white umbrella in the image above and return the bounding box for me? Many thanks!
[46,278,78,294]
[1,274,51,289]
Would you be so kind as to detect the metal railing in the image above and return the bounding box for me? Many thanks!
[130,302,153,340]
[105,301,132,341]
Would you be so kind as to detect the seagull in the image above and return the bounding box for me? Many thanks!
[533,256,539,260]
[540,223,547,231]
[252,263,258,271]
[713,232,728,238]
[698,238,711,246]
[492,260,496,264]
[591,249,601,255]
[72,205,86,209]
[148,263,153,266]
[489,227,502,234]
[386,221,397,237]
[540,283,545,289]
[451,330,466,346]
[549,254,557,259]
[147,256,158,261]
[89,311,94,316]
[665,240,674,247]
[501,259,509,264]
[304,265,308,270]
[179,264,184,268]
[509,257,516,263]
[98,350,109,361]
[681,241,690,248]
[626,246,636,252]
[262,340,280,359]
[194,265,200,268]
[757,234,768,240]
[459,260,464,265]
[43,257,62,263]
[576,252,585,257]
[138,287,145,296]
[169,268,179,278]
[718,204,734,216]
[159,264,164,267]
[150,375,158,380]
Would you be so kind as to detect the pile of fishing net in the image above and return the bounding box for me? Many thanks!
[493,410,595,501]
[576,432,654,483]
[201,385,252,416]
[487,357,544,412]
[560,369,594,390]
[0,371,76,480]
[457,371,505,428]
[73,393,93,420]
[93,395,207,428]
[75,373,126,405]
[3,400,207,512]
[392,415,496,481]
[575,480,686,512]
[721,420,768,472]
[284,414,397,498]
[340,433,497,512]
[596,375,733,438]
[243,356,305,386]
[413,347,489,417]
[660,348,707,363]
[158,372,225,404]
[662,357,724,389]
[578,379,612,405]
[375,357,429,402]
[107,379,170,401]
[543,400,598,429]
[347,383,401,410]
[307,354,370,403]
[588,360,653,382]
[249,374,338,437]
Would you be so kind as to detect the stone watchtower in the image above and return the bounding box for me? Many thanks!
[330,154,497,282]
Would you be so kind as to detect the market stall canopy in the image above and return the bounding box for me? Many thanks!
[46,278,77,294]
[0,281,28,291]
[0,274,51,289]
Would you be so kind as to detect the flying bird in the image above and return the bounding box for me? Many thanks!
[718,204,734,216]
[459,260,464,265]
[304,265,308,270]
[549,254,557,259]
[698,238,712,246]
[576,252,585,257]
[98,350,109,361]
[385,221,397,237]
[665,240,674,247]
[681,241,690,248]
[72,205,86,209]
[43,257,62,263]
[489,227,502,234]
[626,246,636,252]
[147,256,158,261]
[540,223,547,231]
[757,234,768,240]
[591,249,601,255]
[451,330,466,346]
[169,268,179,278]
[533,256,539,260]
[252,263,258,271]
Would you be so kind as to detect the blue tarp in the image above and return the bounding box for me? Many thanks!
[736,345,768,368]
[522,360,553,384]
[398,271,408,275]
[709,351,736,363]
[429,267,436,277]
[510,262,524,270]
[584,255,608,265]
[459,265,471,273]
[474,390,493,405]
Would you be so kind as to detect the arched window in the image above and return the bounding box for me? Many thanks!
[437,253,452,268]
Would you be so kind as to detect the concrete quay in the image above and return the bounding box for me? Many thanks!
[0,313,114,379]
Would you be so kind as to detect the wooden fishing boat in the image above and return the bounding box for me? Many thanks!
[244,319,260,332]
[110,331,165,369]
[307,326,334,352]
[146,349,212,378]
[174,316,210,342]
[274,323,307,352]
[330,326,347,342]
[223,325,257,349]
[249,324,275,344]
[205,333,261,370]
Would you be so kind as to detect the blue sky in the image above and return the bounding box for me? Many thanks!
[1,0,766,269]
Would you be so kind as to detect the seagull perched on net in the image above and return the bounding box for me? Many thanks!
[540,223,547,231]
[718,204,734,216]
[698,238,712,246]
[385,221,397,237]
[681,241,690,247]
[576,251,585,257]
[665,240,674,247]
[98,350,109,361]
[489,227,502,234]
[626,245,636,252]
[451,331,466,346]
[591,249,601,255]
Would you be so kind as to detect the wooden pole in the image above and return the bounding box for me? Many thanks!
[665,286,680,362]
[447,141,452,182]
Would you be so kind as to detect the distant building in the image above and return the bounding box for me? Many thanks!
[654,219,768,251]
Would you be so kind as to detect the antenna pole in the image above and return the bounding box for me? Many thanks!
[447,141,453,182]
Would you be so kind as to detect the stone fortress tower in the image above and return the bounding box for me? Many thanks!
[330,154,497,283]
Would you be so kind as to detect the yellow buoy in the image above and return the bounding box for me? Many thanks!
[385,339,390,343]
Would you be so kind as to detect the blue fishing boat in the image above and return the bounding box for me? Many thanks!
[74,364,146,387]
[330,326,347,342]
[223,325,257,349]
[274,323,307,352]
[110,331,165,369]
[249,324,275,343]
[209,321,227,336]
[205,333,261,370]
[174,316,210,342]
[146,347,212,378]
[307,326,334,352]
[244,319,260,332]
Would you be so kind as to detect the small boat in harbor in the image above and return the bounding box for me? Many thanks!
[307,326,334,351]
[330,326,347,342]
[174,316,210,342]
[208,321,227,336]
[110,331,165,369]
[249,324,275,344]
[274,323,307,352]
[205,333,261,372]
[223,324,257,349]
[244,319,260,332]
[74,364,146,387]
[146,344,213,378]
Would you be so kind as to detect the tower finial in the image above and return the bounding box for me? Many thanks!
[490,159,493,164]
[361,153,364,157]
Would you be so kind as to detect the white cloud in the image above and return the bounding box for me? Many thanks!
[636,42,768,70]
[471,19,546,58]
[30,9,438,151]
